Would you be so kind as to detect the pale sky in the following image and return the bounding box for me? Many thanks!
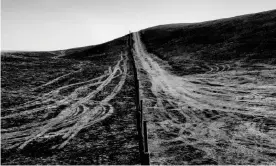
[1,0,276,51]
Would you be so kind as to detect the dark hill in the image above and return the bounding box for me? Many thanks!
[140,9,276,71]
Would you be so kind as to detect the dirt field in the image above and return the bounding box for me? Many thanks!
[2,10,276,165]
[133,32,276,165]
[1,46,140,164]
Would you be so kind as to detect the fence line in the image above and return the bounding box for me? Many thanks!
[127,32,150,165]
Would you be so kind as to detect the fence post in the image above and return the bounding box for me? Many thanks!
[140,100,143,130]
[143,121,148,152]
[142,121,150,165]
[142,152,150,165]
[139,100,144,158]
[137,111,144,161]
[136,80,140,111]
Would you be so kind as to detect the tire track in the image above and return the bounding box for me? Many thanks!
[32,63,85,92]
[204,63,231,74]
[1,53,128,150]
[133,32,276,165]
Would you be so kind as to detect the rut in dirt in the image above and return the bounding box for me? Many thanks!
[132,32,276,165]
[1,53,128,150]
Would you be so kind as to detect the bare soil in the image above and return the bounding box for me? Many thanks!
[1,43,140,164]
[133,32,276,165]
[2,10,276,165]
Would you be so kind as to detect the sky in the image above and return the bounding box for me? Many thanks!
[1,0,276,51]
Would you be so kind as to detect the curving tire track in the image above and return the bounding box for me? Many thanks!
[204,63,231,74]
[133,32,276,165]
[1,53,128,150]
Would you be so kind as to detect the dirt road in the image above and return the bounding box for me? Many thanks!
[133,32,276,164]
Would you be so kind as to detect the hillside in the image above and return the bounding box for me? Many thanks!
[1,9,276,165]
[140,9,276,75]
[135,9,276,165]
[1,35,140,165]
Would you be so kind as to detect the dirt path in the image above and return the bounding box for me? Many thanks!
[133,32,276,165]
[2,53,128,150]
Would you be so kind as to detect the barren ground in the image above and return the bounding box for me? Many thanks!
[133,32,276,165]
[1,46,140,164]
[1,10,276,165]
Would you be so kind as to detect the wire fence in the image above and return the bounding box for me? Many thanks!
[127,32,150,165]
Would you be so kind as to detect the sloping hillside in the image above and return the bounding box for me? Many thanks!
[140,9,276,75]
[134,9,276,165]
[1,35,140,165]
[1,9,276,165]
